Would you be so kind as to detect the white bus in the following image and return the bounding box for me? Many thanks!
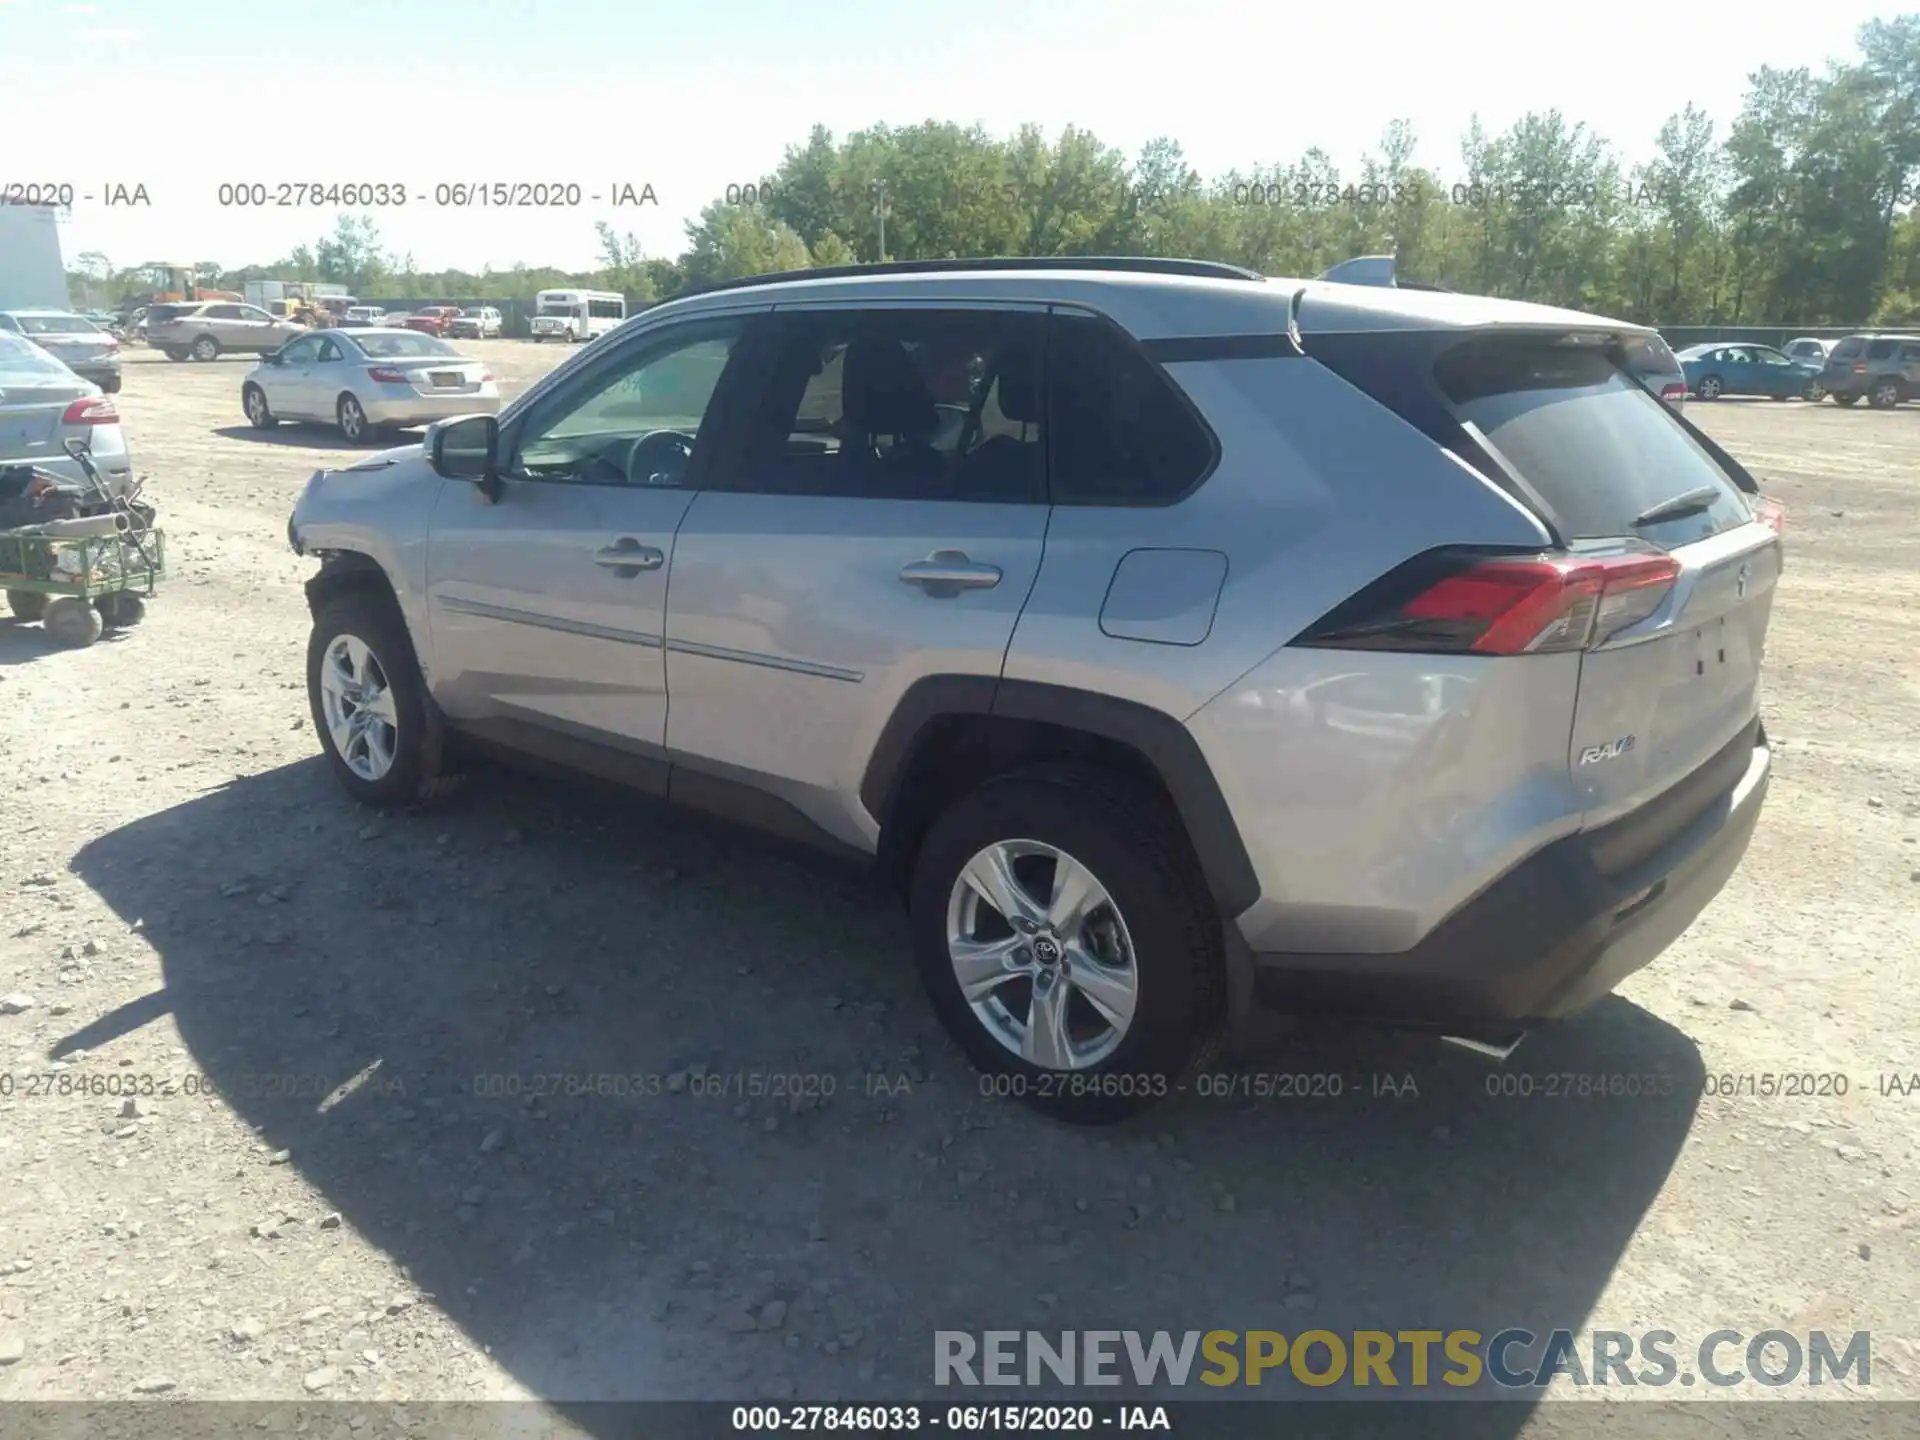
[530,289,625,343]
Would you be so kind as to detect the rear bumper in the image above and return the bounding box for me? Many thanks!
[1249,724,1771,1026]
[359,390,502,427]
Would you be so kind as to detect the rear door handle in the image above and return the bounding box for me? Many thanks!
[595,538,664,572]
[899,550,1002,594]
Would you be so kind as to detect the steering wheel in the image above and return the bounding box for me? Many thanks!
[624,429,697,487]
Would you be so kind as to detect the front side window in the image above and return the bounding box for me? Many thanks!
[728,309,1045,504]
[278,335,322,365]
[316,338,344,363]
[511,319,746,487]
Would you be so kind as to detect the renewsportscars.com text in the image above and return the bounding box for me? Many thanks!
[934,1329,1871,1390]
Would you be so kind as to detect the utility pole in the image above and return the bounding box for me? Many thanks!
[872,180,891,263]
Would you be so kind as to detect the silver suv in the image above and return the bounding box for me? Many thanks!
[287,256,1780,1121]
[148,301,305,362]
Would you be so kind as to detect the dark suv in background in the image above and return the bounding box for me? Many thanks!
[1822,333,1920,408]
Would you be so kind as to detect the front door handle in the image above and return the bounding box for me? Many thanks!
[899,550,1002,595]
[595,538,664,572]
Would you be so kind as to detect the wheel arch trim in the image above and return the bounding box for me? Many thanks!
[860,675,1262,918]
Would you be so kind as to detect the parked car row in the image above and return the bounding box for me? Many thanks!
[1673,332,1920,408]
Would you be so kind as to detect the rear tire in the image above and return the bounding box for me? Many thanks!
[337,393,375,445]
[1803,379,1827,402]
[1696,375,1723,400]
[41,596,103,648]
[163,347,189,362]
[191,335,220,362]
[908,765,1226,1124]
[5,590,48,622]
[95,593,146,628]
[102,376,123,395]
[307,589,460,807]
[1870,378,1903,409]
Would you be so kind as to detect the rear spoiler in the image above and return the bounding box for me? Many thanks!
[1316,255,1454,292]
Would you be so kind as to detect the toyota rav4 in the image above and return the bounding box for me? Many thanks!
[286,255,1781,1122]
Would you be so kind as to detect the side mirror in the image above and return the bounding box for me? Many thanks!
[428,414,501,498]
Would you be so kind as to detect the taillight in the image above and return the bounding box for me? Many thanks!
[1298,549,1682,656]
[1853,361,1868,373]
[1659,382,1685,401]
[478,369,494,382]
[62,396,119,425]
[1752,495,1786,536]
[366,366,409,384]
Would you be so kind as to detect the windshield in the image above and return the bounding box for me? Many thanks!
[0,332,77,379]
[15,314,101,335]
[354,332,457,358]
[539,301,580,316]
[461,308,486,317]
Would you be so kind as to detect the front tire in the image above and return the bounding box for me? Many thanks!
[41,596,103,647]
[909,765,1225,1124]
[307,590,458,807]
[244,383,278,429]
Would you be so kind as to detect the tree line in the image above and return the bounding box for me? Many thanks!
[71,16,1920,325]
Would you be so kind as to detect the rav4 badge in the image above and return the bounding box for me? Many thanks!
[1579,736,1637,764]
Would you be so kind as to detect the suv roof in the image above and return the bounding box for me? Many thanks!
[660,256,1652,342]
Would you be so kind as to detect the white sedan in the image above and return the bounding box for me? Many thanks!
[241,328,500,444]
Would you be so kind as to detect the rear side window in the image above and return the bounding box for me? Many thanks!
[1901,344,1920,362]
[1047,314,1215,505]
[1831,337,1864,359]
[1866,339,1898,360]
[1435,340,1750,547]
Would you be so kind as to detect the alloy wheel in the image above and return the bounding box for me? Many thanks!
[318,633,400,781]
[945,839,1140,1070]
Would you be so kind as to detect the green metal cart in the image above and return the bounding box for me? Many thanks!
[0,519,166,648]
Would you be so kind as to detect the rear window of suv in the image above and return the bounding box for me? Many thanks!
[1434,339,1751,547]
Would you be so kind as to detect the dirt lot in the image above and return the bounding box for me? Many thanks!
[0,343,1916,1425]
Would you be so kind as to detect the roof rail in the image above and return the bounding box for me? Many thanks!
[681,255,1267,298]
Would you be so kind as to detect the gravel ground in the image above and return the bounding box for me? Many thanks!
[0,346,1916,1425]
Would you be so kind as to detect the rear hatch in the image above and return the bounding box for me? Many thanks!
[1432,337,1779,826]
[1307,327,1779,831]
[1824,336,1869,384]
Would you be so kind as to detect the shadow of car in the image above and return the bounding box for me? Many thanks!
[59,758,1705,1417]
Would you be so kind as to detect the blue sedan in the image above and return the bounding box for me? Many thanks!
[1677,343,1827,401]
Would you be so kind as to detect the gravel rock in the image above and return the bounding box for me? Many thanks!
[759,1300,789,1330]
[131,1377,177,1393]
[0,1331,24,1365]
[303,1366,338,1392]
[0,994,36,1015]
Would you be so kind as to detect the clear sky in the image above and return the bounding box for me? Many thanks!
[5,0,1909,276]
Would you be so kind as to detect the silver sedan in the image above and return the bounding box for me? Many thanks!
[240,328,500,444]
[0,332,135,497]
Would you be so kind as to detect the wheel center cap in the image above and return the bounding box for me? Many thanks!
[1031,936,1061,968]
